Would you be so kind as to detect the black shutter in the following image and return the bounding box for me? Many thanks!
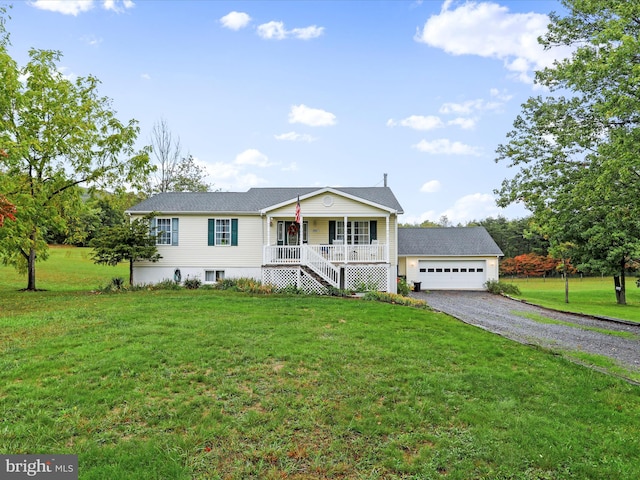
[370,220,377,242]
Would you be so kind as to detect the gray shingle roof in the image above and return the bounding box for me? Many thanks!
[398,227,503,257]
[126,187,404,214]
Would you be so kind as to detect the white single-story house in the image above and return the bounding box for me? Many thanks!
[126,186,404,293]
[126,187,503,293]
[397,227,503,291]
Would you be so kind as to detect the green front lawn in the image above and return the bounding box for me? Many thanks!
[1,249,639,478]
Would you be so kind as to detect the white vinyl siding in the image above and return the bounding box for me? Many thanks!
[136,215,262,268]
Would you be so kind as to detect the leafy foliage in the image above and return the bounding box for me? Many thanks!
[500,253,573,277]
[0,14,152,290]
[89,214,161,286]
[0,193,16,227]
[485,280,521,296]
[213,277,278,294]
[183,276,202,290]
[396,277,410,296]
[495,0,640,304]
[363,291,429,308]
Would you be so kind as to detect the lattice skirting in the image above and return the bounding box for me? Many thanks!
[263,265,391,294]
[344,265,389,292]
[262,267,328,295]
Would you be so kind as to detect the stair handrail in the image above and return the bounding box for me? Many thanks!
[303,245,340,287]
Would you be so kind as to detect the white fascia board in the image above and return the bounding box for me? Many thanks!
[260,187,399,215]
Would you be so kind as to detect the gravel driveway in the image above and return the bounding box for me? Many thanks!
[412,290,640,375]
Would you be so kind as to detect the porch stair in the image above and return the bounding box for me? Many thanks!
[301,265,335,291]
[303,246,341,288]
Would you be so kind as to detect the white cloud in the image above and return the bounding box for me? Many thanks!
[30,0,94,15]
[447,117,476,130]
[140,73,151,80]
[439,98,503,115]
[257,21,324,40]
[199,149,276,190]
[490,88,513,102]
[257,21,287,40]
[413,138,482,156]
[203,161,267,191]
[440,193,501,224]
[220,11,251,30]
[388,115,444,131]
[290,25,324,40]
[103,0,134,13]
[405,192,502,225]
[415,1,571,83]
[274,131,317,142]
[420,180,441,193]
[30,0,133,15]
[401,210,438,225]
[234,149,272,167]
[288,104,336,127]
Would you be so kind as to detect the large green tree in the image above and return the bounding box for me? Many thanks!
[0,15,152,290]
[495,0,640,304]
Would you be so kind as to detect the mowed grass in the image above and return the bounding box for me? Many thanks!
[1,249,640,479]
[507,276,640,322]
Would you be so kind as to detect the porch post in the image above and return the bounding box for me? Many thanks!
[344,215,348,263]
[267,216,271,246]
[386,215,390,263]
[386,215,391,292]
[299,213,303,245]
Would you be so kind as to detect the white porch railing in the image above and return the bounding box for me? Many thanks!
[263,245,301,265]
[312,244,387,263]
[263,244,388,266]
[305,246,341,287]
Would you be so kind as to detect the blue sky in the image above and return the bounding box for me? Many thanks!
[7,0,568,224]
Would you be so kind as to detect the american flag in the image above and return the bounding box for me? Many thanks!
[295,196,301,224]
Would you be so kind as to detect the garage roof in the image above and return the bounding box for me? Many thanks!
[398,227,503,257]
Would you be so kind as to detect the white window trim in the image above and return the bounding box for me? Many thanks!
[215,218,232,246]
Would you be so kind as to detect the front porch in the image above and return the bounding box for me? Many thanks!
[260,195,398,293]
[262,243,391,293]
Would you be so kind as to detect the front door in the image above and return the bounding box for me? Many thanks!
[278,221,306,245]
[286,221,299,246]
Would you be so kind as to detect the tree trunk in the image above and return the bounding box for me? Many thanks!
[614,262,626,305]
[129,259,134,286]
[26,246,37,291]
[564,260,569,304]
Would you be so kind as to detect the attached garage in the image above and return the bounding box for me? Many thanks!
[398,227,503,291]
[418,260,487,290]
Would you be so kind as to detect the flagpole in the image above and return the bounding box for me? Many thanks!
[295,195,301,246]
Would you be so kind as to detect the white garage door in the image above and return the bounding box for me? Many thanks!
[418,260,487,290]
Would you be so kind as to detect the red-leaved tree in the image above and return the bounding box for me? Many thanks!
[500,253,560,277]
[0,194,16,227]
